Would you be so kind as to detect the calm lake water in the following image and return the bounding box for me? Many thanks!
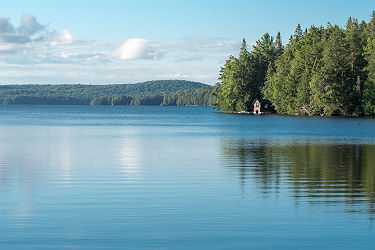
[0,105,374,249]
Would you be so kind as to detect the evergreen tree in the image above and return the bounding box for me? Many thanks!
[345,17,367,114]
[294,24,303,41]
[363,35,375,115]
[215,56,242,111]
[216,35,280,112]
[325,26,353,115]
[218,11,375,116]
[252,33,277,90]
[275,32,283,57]
[215,40,258,111]
[367,11,375,35]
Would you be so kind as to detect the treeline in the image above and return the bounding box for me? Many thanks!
[0,80,215,106]
[89,86,215,106]
[215,11,375,116]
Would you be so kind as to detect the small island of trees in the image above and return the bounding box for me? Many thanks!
[214,11,375,116]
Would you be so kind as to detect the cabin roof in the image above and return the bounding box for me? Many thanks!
[253,98,272,105]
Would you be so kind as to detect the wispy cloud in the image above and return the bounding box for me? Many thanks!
[0,13,102,64]
[159,37,241,63]
[174,55,204,62]
[0,13,242,84]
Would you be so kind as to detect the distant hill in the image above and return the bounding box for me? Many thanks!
[0,80,215,106]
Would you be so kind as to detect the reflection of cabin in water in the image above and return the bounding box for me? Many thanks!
[253,98,274,114]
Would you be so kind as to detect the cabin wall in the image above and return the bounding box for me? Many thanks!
[253,101,261,114]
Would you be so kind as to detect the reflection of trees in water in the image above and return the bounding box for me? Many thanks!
[223,139,281,193]
[222,139,375,217]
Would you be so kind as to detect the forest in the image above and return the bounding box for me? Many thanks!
[215,11,375,116]
[0,80,215,106]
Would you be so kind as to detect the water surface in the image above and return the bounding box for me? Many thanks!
[0,105,374,249]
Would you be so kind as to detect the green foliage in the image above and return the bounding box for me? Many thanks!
[216,11,375,116]
[262,12,375,116]
[320,25,351,115]
[0,80,215,106]
[215,56,242,111]
[363,36,375,115]
[215,35,282,112]
[162,86,215,106]
[131,94,164,106]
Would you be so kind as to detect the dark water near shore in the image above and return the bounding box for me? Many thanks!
[0,105,374,249]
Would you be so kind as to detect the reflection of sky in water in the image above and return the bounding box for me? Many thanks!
[120,135,142,178]
[0,106,375,249]
[0,127,75,223]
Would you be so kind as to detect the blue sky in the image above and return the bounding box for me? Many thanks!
[0,0,374,84]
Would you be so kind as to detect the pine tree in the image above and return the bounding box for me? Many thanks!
[367,11,375,35]
[214,56,240,111]
[321,25,351,115]
[345,17,367,115]
[294,24,303,41]
[236,39,257,111]
[216,38,268,112]
[363,35,375,115]
[239,38,248,61]
[217,11,375,116]
[252,33,277,90]
[275,32,283,57]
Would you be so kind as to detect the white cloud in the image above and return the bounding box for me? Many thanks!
[113,38,165,60]
[0,13,244,85]
[174,55,204,62]
[48,29,73,45]
[0,13,46,44]
[0,43,17,52]
[0,13,113,65]
[0,13,77,59]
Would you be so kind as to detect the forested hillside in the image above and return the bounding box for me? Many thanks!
[215,11,375,116]
[0,80,215,106]
[89,86,215,106]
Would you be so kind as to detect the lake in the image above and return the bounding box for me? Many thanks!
[0,105,374,249]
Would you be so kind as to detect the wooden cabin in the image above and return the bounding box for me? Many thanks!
[253,98,274,114]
